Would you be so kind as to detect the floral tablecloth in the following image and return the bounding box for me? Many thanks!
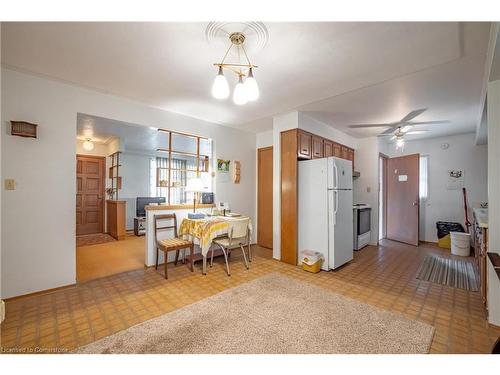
[179,216,252,257]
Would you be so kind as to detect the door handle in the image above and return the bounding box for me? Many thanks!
[413,201,418,206]
[333,164,338,189]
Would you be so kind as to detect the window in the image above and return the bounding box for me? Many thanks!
[149,130,212,205]
[419,155,429,201]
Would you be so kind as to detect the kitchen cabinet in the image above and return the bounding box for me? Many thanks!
[312,136,324,159]
[341,146,350,160]
[324,140,334,157]
[107,200,126,240]
[347,148,355,167]
[297,131,312,159]
[333,142,342,158]
[294,129,354,167]
[473,209,488,306]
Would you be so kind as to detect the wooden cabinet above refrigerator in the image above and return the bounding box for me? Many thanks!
[294,129,355,168]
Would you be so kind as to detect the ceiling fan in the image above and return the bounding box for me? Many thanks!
[347,109,449,148]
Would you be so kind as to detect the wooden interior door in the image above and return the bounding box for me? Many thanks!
[76,155,105,235]
[386,153,420,246]
[258,147,273,249]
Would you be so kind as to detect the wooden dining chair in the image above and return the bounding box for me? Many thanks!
[154,214,194,279]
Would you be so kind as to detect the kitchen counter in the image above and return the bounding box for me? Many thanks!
[473,208,488,228]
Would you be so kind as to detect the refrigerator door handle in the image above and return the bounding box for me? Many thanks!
[333,163,338,189]
[334,190,339,215]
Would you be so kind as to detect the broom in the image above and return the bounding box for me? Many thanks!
[462,187,472,233]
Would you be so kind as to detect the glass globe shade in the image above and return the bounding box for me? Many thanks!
[396,137,405,150]
[211,67,230,99]
[244,68,259,101]
[233,76,248,105]
[83,139,94,151]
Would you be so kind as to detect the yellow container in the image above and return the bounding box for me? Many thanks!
[438,234,451,249]
[302,260,322,273]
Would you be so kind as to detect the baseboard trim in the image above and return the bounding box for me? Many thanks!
[4,283,77,302]
[489,322,500,330]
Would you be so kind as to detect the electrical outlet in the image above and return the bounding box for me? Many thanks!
[4,179,15,190]
[366,186,371,193]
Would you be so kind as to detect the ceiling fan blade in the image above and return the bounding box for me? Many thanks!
[400,108,426,123]
[380,127,396,135]
[377,133,394,137]
[348,124,393,129]
[405,130,428,135]
[400,125,413,133]
[405,120,449,126]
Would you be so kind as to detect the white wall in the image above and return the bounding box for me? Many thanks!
[76,140,109,157]
[119,152,151,229]
[487,79,500,326]
[1,68,256,298]
[385,133,488,242]
[256,130,273,149]
[298,112,358,149]
[488,80,500,254]
[0,25,2,300]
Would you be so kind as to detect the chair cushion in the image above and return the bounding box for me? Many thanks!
[158,238,192,250]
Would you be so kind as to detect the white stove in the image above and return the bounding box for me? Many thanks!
[353,204,371,250]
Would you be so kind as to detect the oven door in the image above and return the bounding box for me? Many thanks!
[357,208,371,236]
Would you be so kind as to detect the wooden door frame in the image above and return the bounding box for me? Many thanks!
[76,154,106,235]
[257,146,273,248]
[379,153,389,242]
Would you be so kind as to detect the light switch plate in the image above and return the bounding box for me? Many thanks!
[4,179,15,190]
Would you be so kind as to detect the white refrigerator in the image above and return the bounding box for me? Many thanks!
[298,157,353,271]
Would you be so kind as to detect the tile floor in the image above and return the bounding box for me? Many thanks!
[1,240,499,354]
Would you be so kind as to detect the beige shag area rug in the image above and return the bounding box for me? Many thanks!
[75,273,434,354]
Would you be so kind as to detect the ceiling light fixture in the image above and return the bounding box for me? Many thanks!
[395,136,405,150]
[211,32,259,105]
[211,66,230,99]
[390,128,405,151]
[82,138,95,151]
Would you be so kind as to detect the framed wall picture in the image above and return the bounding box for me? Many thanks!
[217,159,230,173]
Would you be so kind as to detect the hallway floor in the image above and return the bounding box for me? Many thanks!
[76,234,144,282]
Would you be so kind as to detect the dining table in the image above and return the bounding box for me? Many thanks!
[178,215,253,274]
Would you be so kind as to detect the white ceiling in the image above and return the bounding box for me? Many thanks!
[77,113,169,153]
[1,22,492,138]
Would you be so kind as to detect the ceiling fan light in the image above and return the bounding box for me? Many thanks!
[233,75,248,105]
[82,138,94,151]
[211,66,230,99]
[244,68,259,101]
[395,137,405,150]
